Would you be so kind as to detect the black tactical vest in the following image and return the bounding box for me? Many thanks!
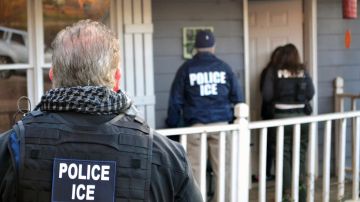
[11,111,153,202]
[274,70,307,104]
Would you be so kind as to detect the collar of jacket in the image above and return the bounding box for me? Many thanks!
[193,52,216,60]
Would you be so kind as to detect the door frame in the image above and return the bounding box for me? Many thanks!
[243,0,318,116]
[242,0,319,175]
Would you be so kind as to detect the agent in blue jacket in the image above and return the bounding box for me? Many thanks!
[166,30,243,201]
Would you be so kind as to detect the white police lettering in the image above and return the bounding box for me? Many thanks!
[189,71,226,96]
[59,163,67,178]
[91,165,101,181]
[58,163,110,181]
[52,159,116,201]
[68,163,78,179]
[58,163,111,200]
[101,165,110,181]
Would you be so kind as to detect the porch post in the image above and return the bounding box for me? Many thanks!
[334,77,344,175]
[27,0,45,106]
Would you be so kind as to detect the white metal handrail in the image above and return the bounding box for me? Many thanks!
[334,77,360,198]
[157,103,249,202]
[157,103,360,202]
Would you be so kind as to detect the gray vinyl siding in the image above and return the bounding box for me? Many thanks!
[318,0,360,113]
[153,0,244,129]
[318,0,360,174]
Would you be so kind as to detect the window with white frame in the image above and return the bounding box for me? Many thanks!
[0,0,28,133]
[42,0,110,92]
[0,0,110,133]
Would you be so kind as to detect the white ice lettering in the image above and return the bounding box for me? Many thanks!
[200,84,218,96]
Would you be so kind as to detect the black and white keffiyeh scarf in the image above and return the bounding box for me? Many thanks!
[35,86,133,115]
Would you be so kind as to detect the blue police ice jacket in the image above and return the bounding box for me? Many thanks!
[166,52,244,127]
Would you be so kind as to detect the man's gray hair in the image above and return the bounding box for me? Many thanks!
[51,19,120,89]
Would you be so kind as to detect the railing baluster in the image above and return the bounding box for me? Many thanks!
[218,131,226,202]
[338,118,347,201]
[292,124,301,202]
[352,117,360,200]
[259,128,267,202]
[231,130,239,202]
[307,122,316,202]
[275,126,284,202]
[180,134,187,151]
[322,120,332,202]
[351,99,358,200]
[236,103,250,202]
[200,132,207,201]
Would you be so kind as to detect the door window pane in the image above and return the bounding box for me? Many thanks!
[0,0,28,64]
[43,0,110,63]
[0,71,28,133]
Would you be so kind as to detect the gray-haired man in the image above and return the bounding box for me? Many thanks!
[0,20,202,202]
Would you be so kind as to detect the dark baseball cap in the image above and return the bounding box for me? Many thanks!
[195,30,215,48]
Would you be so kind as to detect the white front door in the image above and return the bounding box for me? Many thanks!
[249,0,303,174]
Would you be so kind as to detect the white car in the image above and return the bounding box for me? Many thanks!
[0,26,28,79]
[0,26,28,64]
[0,26,52,79]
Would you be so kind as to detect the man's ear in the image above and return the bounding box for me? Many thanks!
[113,68,121,92]
[49,67,53,81]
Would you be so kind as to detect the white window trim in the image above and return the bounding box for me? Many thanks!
[0,0,118,108]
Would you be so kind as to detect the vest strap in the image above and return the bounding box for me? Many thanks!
[144,128,154,201]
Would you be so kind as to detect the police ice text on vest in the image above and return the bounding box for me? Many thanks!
[59,163,110,200]
[52,159,116,202]
[189,71,226,96]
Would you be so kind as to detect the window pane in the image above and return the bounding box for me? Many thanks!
[11,33,26,45]
[0,0,28,64]
[0,30,4,39]
[0,70,28,133]
[43,0,110,63]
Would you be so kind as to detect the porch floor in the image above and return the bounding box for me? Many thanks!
[249,178,354,201]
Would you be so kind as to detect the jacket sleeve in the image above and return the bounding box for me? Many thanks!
[305,71,315,101]
[227,66,244,104]
[175,147,203,202]
[166,66,187,128]
[0,130,17,202]
[262,67,275,103]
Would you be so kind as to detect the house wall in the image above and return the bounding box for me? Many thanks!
[318,0,360,114]
[317,0,360,173]
[152,0,244,129]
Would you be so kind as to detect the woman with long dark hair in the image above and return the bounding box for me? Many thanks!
[262,43,315,201]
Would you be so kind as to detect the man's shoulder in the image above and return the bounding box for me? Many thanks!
[151,132,187,173]
[210,56,233,71]
[0,129,12,140]
[179,59,195,70]
[0,130,16,202]
[0,129,13,154]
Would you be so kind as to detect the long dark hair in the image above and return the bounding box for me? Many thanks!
[260,46,284,91]
[265,46,283,70]
[277,43,305,74]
